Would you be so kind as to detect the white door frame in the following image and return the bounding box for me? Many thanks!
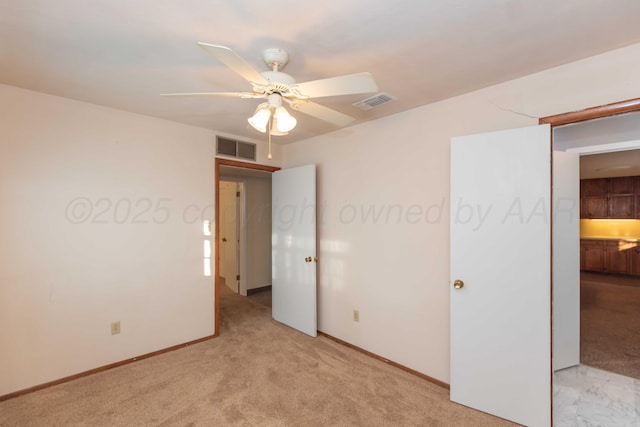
[551,150,580,371]
[542,98,640,417]
[551,123,640,371]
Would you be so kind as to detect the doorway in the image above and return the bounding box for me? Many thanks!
[214,158,280,336]
[544,100,640,425]
[578,149,640,379]
[552,113,640,379]
[219,180,240,294]
[449,98,640,425]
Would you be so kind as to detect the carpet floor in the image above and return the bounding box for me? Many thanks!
[0,285,515,426]
[246,288,272,309]
[581,272,640,379]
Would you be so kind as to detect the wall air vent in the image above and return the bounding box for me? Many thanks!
[352,93,397,111]
[216,136,257,161]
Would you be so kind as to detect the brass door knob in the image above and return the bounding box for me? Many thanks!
[453,279,464,289]
[305,256,312,262]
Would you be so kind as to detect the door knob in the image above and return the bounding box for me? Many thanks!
[453,279,464,289]
[222,237,227,242]
[305,256,312,262]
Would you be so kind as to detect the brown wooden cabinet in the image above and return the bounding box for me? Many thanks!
[580,238,639,275]
[609,176,635,218]
[604,240,631,273]
[630,245,640,275]
[583,197,608,218]
[580,176,637,219]
[581,239,605,272]
[581,178,608,218]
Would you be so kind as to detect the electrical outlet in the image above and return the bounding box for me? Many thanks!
[353,309,359,322]
[111,321,121,335]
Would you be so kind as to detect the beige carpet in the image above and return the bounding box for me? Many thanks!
[0,284,515,426]
[581,272,640,379]
[247,288,272,308]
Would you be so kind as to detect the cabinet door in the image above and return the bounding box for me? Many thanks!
[609,196,634,218]
[580,180,586,218]
[581,240,605,272]
[609,177,635,218]
[630,245,640,275]
[582,179,608,196]
[610,176,635,195]
[635,176,640,218]
[583,196,608,218]
[580,177,639,219]
[581,179,607,218]
[605,240,631,274]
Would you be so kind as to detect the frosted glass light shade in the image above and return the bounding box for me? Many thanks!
[248,108,271,133]
[269,117,288,136]
[275,107,296,132]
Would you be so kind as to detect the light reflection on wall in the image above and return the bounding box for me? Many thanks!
[203,220,212,277]
[319,239,351,292]
[273,232,330,288]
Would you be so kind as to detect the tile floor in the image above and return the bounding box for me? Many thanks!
[554,364,640,426]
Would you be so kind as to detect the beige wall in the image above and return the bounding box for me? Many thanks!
[0,84,279,396]
[281,42,640,383]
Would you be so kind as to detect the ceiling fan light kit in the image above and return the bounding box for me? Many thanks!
[162,43,380,158]
[248,93,297,134]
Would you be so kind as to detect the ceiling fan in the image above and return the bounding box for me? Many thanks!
[162,43,379,136]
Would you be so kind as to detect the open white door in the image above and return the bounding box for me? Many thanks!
[552,150,580,371]
[450,124,551,427]
[272,164,317,337]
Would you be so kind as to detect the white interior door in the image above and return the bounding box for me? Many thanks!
[450,124,551,427]
[552,150,580,371]
[219,180,239,293]
[272,164,317,337]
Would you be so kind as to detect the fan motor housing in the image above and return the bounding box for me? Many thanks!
[263,48,289,70]
[261,70,296,87]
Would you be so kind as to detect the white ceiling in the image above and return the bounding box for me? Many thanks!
[551,111,640,179]
[3,1,640,144]
[581,150,640,179]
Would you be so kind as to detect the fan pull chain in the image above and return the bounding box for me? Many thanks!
[267,113,273,160]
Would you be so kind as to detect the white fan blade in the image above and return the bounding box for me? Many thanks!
[288,100,355,127]
[161,92,264,99]
[197,43,269,86]
[291,72,378,99]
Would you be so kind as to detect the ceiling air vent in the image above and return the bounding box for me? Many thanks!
[353,93,397,111]
[216,136,257,161]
